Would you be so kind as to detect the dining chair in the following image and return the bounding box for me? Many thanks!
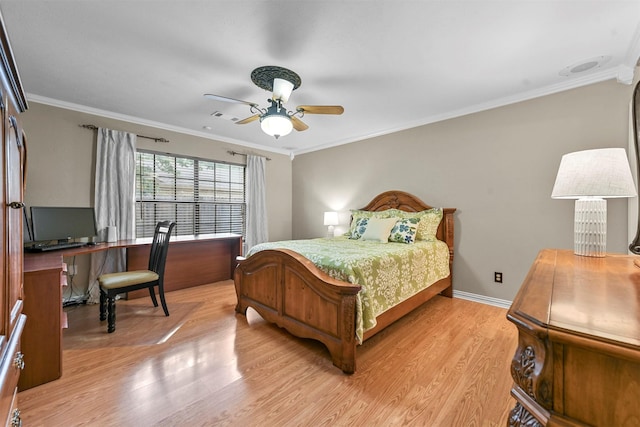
[98,220,176,333]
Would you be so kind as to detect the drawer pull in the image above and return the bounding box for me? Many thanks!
[13,352,24,370]
[10,409,21,427]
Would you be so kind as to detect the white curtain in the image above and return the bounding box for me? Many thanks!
[87,128,137,303]
[245,155,268,253]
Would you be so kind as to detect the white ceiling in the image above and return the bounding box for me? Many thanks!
[1,1,639,156]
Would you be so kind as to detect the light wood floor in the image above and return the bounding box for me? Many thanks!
[18,280,517,426]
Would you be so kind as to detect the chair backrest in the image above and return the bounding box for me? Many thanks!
[148,221,176,276]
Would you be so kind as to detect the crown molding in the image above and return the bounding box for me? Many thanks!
[618,22,640,84]
[295,68,626,156]
[26,94,293,157]
[27,65,628,160]
[624,21,640,69]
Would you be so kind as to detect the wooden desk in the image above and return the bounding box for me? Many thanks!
[507,249,640,426]
[20,233,242,391]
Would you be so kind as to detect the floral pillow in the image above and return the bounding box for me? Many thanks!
[386,208,443,240]
[349,217,370,240]
[389,217,421,244]
[346,209,393,238]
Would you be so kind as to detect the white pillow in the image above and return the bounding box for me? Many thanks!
[360,217,398,243]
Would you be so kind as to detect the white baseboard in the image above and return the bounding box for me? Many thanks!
[453,290,512,309]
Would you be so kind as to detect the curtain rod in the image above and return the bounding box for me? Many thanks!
[80,124,170,143]
[227,150,271,161]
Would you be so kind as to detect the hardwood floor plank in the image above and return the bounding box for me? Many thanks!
[18,280,517,426]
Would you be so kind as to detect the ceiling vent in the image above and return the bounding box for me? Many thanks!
[210,111,240,122]
[559,56,611,76]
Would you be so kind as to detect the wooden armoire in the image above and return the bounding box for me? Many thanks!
[0,10,28,427]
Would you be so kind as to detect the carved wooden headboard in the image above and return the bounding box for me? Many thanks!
[359,190,456,256]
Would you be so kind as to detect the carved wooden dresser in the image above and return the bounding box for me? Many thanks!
[507,249,640,426]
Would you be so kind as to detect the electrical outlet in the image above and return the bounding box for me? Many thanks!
[494,272,503,283]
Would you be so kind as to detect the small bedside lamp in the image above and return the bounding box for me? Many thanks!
[551,148,637,257]
[324,211,339,238]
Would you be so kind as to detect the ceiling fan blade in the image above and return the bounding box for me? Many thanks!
[204,93,258,107]
[235,114,260,125]
[296,105,344,115]
[291,116,309,131]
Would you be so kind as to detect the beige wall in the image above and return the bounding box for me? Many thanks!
[292,79,636,301]
[21,102,293,299]
[21,78,638,303]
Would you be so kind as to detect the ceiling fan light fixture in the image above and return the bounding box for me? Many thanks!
[272,78,294,103]
[261,110,293,139]
[206,66,342,137]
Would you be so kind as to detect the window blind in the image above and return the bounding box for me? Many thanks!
[135,151,245,238]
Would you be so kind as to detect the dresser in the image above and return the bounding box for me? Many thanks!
[0,11,28,427]
[507,249,640,426]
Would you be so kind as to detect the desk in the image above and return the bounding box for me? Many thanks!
[507,249,640,426]
[20,233,242,391]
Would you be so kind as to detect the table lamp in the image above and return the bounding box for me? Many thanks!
[551,148,637,257]
[324,211,339,238]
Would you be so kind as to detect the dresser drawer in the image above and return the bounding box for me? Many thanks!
[0,314,25,426]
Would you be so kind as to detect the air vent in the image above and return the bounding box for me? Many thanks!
[210,111,240,122]
[559,56,611,77]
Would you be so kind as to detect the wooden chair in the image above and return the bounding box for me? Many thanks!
[98,221,176,333]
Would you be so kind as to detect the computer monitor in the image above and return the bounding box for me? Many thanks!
[30,206,98,242]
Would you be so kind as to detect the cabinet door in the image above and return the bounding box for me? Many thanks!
[4,101,23,339]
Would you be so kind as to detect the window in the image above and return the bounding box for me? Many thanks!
[135,150,245,238]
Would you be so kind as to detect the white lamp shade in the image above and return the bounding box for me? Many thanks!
[551,148,637,199]
[272,78,294,103]
[551,147,637,257]
[324,211,339,226]
[260,113,293,137]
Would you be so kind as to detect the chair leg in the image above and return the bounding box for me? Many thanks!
[99,289,107,321]
[158,283,169,317]
[107,296,116,333]
[148,287,159,307]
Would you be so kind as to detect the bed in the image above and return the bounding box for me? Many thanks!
[234,190,455,373]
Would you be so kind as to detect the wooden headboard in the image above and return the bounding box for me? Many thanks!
[359,190,456,257]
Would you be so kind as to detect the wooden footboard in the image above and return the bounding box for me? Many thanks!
[235,190,455,374]
[234,249,362,373]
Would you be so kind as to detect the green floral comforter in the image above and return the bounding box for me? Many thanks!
[246,236,451,343]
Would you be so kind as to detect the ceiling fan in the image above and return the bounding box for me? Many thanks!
[204,66,344,139]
